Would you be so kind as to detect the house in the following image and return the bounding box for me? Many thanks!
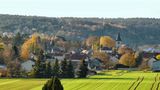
[0,65,7,77]
[65,53,88,68]
[100,47,113,54]
[88,58,103,70]
[152,61,160,72]
[21,60,35,72]
[109,56,119,67]
[148,58,156,68]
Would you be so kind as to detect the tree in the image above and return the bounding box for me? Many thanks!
[45,61,52,78]
[76,59,88,78]
[20,34,42,60]
[85,36,99,47]
[7,59,21,77]
[30,58,45,78]
[119,52,136,67]
[100,36,115,48]
[67,60,74,78]
[42,76,63,90]
[53,59,60,77]
[60,59,68,78]
[156,54,160,60]
[12,45,19,57]
[92,51,110,68]
[13,32,23,46]
[2,44,14,65]
[118,45,133,55]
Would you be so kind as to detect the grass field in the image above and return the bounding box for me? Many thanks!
[0,70,159,90]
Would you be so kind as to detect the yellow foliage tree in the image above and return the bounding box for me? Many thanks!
[156,54,160,60]
[100,36,115,48]
[20,34,41,60]
[118,45,133,55]
[119,52,136,66]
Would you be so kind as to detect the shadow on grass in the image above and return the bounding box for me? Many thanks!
[91,78,135,80]
[97,73,112,76]
[76,77,136,80]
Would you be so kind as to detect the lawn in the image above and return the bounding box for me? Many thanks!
[0,70,159,90]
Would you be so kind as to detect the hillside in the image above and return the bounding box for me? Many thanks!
[0,14,160,47]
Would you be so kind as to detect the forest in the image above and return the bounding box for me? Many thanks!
[0,14,160,47]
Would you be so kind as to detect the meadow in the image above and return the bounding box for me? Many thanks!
[0,70,159,90]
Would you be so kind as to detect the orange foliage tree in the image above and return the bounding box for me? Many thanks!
[92,51,110,68]
[119,52,136,67]
[86,36,99,47]
[100,36,115,48]
[20,34,42,60]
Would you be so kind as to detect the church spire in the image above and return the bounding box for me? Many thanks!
[116,32,122,48]
[116,32,122,41]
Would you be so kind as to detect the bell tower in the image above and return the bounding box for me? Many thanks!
[116,32,122,48]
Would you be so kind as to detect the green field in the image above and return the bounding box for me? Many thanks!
[0,70,159,90]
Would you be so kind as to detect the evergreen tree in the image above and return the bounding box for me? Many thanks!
[42,76,63,90]
[30,55,45,78]
[13,32,22,46]
[76,59,88,78]
[60,58,68,78]
[67,60,74,78]
[12,45,19,57]
[53,59,60,77]
[45,61,52,78]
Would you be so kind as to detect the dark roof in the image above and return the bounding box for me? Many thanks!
[56,36,66,41]
[65,53,87,60]
[101,47,112,50]
[116,33,122,41]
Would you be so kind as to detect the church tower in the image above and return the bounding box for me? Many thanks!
[116,32,122,48]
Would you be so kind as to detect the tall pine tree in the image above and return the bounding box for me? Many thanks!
[76,59,88,78]
[60,58,68,78]
[30,50,45,78]
[53,59,60,77]
[42,76,63,90]
[45,61,52,78]
[67,60,74,78]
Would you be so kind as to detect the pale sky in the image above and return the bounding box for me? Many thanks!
[0,0,160,18]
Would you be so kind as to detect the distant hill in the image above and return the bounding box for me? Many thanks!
[0,14,160,47]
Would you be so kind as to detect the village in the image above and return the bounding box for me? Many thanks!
[0,31,160,78]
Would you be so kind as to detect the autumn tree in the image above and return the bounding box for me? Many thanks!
[2,44,14,64]
[7,59,21,77]
[118,45,133,55]
[85,36,99,47]
[100,36,115,48]
[20,34,42,60]
[119,52,136,67]
[93,51,110,68]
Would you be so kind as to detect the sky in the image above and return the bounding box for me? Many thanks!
[0,0,160,18]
